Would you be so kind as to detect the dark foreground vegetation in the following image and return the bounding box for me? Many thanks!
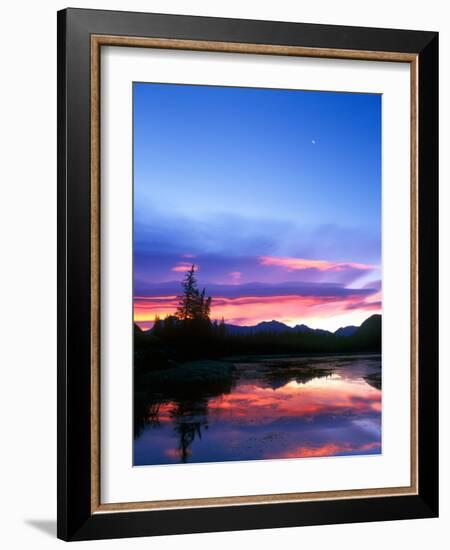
[134,312,381,371]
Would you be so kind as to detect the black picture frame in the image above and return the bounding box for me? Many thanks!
[57,7,438,541]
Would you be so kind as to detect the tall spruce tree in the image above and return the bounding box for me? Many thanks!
[175,265,211,322]
[176,265,198,320]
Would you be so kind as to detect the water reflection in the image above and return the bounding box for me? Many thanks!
[134,355,381,465]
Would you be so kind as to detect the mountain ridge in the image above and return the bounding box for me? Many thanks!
[221,319,367,337]
[136,314,382,358]
[143,315,379,338]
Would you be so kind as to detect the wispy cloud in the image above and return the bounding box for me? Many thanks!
[134,280,378,299]
[171,261,197,273]
[259,256,376,273]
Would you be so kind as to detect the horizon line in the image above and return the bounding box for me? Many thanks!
[135,312,381,333]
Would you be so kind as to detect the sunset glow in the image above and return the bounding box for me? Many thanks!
[134,290,381,331]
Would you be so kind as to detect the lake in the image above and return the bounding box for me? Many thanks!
[133,354,381,466]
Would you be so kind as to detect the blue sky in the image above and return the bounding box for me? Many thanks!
[133,82,381,330]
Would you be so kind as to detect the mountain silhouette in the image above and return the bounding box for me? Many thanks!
[350,314,381,350]
[222,319,367,338]
[334,325,358,337]
[246,320,290,333]
[143,316,380,341]
[135,314,381,365]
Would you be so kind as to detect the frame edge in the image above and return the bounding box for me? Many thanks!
[57,8,439,540]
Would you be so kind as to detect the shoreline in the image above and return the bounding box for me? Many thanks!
[220,351,381,363]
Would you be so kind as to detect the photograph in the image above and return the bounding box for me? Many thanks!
[132,82,383,466]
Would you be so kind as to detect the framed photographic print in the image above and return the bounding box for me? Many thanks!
[57,8,438,541]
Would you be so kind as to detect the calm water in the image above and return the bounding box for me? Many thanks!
[134,355,381,465]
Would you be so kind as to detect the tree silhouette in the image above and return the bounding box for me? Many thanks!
[176,264,211,323]
[176,265,198,321]
[152,314,162,337]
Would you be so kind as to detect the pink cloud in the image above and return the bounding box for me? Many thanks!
[259,255,376,273]
[171,262,198,273]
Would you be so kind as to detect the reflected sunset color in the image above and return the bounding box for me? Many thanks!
[134,355,381,465]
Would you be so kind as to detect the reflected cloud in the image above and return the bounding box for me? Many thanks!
[273,440,380,459]
[134,356,382,465]
[206,377,381,421]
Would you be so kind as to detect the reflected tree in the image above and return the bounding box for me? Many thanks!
[169,399,209,462]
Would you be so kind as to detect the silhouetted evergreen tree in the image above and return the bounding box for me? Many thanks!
[203,294,212,320]
[175,265,211,323]
[152,314,162,337]
[176,265,199,321]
